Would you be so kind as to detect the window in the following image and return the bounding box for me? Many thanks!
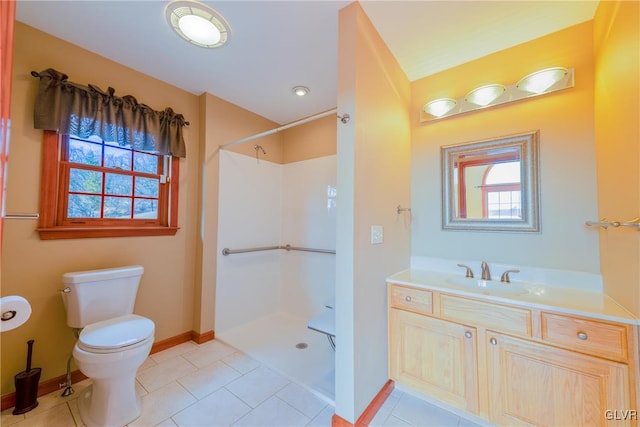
[38,131,179,239]
[482,162,521,219]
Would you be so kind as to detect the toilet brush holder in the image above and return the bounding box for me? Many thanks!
[13,339,41,415]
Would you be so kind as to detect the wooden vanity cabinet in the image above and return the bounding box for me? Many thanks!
[389,308,479,413]
[388,283,639,427]
[487,331,631,426]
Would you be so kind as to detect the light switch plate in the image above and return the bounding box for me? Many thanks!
[371,225,383,244]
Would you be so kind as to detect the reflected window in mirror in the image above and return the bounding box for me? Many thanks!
[442,131,539,232]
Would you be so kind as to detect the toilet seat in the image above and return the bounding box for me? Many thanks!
[78,314,154,354]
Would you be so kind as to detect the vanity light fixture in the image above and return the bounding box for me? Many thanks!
[292,86,310,97]
[465,84,506,107]
[166,0,230,48]
[516,67,568,94]
[424,98,457,117]
[421,67,574,123]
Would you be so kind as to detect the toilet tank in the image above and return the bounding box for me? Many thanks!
[62,265,144,328]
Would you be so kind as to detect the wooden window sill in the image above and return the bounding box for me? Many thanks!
[37,226,179,240]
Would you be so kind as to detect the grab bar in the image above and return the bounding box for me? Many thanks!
[222,244,335,256]
[282,244,336,254]
[3,212,39,220]
[585,217,640,230]
[221,246,280,255]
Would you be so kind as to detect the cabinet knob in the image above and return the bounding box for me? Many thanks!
[577,331,588,340]
[490,337,498,346]
[405,296,412,302]
[464,331,473,339]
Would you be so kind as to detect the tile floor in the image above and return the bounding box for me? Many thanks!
[1,340,483,427]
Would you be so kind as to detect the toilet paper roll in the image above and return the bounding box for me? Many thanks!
[0,296,32,332]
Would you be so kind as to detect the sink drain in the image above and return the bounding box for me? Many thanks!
[295,342,308,349]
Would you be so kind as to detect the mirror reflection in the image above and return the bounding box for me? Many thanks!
[442,131,539,232]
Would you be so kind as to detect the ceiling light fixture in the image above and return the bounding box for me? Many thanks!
[166,0,230,48]
[465,84,506,107]
[292,86,310,97]
[421,67,574,122]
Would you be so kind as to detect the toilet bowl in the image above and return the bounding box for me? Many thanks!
[72,314,154,427]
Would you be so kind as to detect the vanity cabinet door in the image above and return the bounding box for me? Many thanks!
[487,332,632,427]
[389,308,479,413]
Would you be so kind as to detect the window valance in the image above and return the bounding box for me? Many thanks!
[31,68,188,157]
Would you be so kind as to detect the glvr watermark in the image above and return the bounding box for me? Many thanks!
[605,410,638,421]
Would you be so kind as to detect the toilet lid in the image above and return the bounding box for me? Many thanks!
[78,314,154,352]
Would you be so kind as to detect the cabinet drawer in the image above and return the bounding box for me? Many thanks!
[440,295,531,337]
[541,312,629,361]
[389,284,433,315]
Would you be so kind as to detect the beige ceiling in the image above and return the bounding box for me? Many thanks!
[16,1,599,125]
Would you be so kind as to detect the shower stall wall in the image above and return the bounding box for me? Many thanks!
[215,150,337,400]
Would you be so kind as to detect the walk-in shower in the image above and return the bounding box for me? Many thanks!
[215,149,337,402]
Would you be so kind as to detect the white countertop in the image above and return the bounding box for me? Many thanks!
[387,269,639,326]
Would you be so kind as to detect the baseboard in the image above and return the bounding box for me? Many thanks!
[191,330,215,344]
[1,329,215,411]
[149,329,214,353]
[332,380,395,426]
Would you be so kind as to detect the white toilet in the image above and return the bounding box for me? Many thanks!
[62,265,155,427]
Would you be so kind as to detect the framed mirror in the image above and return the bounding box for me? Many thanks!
[441,131,540,232]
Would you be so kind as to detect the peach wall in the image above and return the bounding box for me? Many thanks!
[594,0,640,316]
[1,23,200,392]
[336,3,411,422]
[282,115,337,163]
[411,22,600,276]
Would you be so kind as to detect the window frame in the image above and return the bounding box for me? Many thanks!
[38,131,180,239]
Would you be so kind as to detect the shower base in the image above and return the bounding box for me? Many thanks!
[216,311,335,403]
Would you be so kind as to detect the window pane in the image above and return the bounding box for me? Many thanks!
[135,177,159,197]
[134,151,158,174]
[69,169,102,194]
[104,145,132,170]
[68,194,101,218]
[134,199,158,219]
[68,138,101,166]
[105,173,133,196]
[104,197,132,219]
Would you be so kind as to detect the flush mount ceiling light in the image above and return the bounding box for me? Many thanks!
[424,98,457,117]
[292,86,310,97]
[516,67,568,94]
[166,0,230,48]
[421,67,574,122]
[465,84,506,107]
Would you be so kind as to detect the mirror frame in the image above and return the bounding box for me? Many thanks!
[441,130,540,232]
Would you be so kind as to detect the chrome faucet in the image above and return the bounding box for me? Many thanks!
[480,261,491,281]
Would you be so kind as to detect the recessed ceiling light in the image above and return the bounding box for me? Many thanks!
[166,0,230,48]
[292,86,310,97]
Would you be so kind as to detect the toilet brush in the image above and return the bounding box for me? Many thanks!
[13,339,41,415]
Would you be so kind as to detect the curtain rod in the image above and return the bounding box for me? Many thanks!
[220,108,338,149]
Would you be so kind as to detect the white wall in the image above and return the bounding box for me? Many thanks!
[215,151,283,333]
[336,3,412,422]
[281,155,337,318]
[216,151,337,332]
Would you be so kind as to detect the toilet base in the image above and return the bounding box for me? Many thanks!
[78,381,142,427]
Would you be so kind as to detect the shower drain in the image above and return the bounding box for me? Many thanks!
[295,342,308,349]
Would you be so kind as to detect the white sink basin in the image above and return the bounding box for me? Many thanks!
[444,276,533,296]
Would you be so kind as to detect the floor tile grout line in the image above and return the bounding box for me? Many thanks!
[273,394,316,422]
